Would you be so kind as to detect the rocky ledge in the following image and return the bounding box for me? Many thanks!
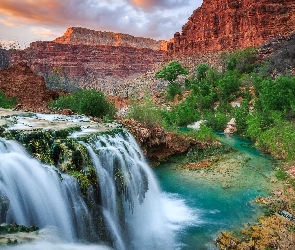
[121,118,217,164]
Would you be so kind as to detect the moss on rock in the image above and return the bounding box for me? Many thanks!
[3,128,99,196]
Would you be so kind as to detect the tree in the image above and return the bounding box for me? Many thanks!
[155,61,188,83]
[196,64,210,82]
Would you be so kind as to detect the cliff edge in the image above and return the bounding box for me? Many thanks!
[54,27,168,51]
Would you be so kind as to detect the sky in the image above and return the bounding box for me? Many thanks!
[0,0,203,49]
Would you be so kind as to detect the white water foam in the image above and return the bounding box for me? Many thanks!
[161,193,203,231]
[0,130,197,249]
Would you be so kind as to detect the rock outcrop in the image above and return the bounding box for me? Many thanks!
[121,118,216,164]
[54,27,168,51]
[0,62,61,111]
[224,118,237,134]
[168,0,295,55]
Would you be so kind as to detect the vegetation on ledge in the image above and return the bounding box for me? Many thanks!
[49,89,116,120]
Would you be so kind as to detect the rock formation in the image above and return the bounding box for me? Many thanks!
[54,27,168,51]
[168,0,295,55]
[10,40,166,96]
[0,62,61,111]
[224,118,237,134]
[121,118,218,164]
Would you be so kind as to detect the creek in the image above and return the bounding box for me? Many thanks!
[0,111,279,249]
[155,134,279,249]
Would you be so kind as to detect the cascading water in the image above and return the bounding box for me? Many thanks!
[85,131,174,250]
[0,128,191,249]
[0,138,94,242]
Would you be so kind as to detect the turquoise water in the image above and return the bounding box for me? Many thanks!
[154,134,278,249]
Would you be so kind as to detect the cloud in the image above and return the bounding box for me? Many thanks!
[126,0,189,10]
[30,27,60,39]
[0,0,202,46]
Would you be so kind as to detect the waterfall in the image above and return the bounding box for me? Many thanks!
[0,138,94,242]
[85,131,174,250]
[0,130,176,249]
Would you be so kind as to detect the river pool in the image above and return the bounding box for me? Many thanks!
[155,134,280,249]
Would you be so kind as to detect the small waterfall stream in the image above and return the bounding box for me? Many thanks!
[0,130,187,249]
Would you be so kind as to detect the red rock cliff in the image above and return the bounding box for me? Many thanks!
[10,39,166,96]
[0,62,60,111]
[168,0,295,55]
[55,27,168,51]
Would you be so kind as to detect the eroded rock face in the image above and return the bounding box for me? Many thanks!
[0,63,61,111]
[10,40,166,96]
[168,0,295,55]
[121,119,216,164]
[55,27,168,51]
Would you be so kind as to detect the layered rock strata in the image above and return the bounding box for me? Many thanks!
[168,0,295,55]
[54,27,168,51]
[10,41,166,96]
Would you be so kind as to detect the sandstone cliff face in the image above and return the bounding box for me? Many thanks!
[168,0,295,55]
[55,27,168,51]
[0,62,61,111]
[10,41,166,96]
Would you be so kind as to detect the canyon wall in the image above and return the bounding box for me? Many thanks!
[10,38,166,96]
[54,27,168,51]
[168,0,295,55]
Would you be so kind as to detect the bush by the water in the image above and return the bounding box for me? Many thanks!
[50,89,116,119]
[161,96,201,127]
[0,91,17,108]
[127,95,162,126]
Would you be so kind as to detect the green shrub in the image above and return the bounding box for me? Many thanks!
[155,61,188,83]
[165,82,182,101]
[231,100,250,134]
[257,76,295,114]
[196,92,217,110]
[256,121,295,160]
[0,91,17,108]
[204,111,229,132]
[161,96,200,127]
[127,95,161,126]
[217,72,241,102]
[49,89,116,119]
[196,64,210,82]
[275,169,287,181]
[187,124,217,142]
